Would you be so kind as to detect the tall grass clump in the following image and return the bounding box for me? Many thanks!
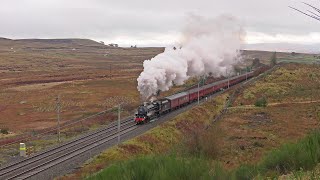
[232,164,258,180]
[259,131,320,175]
[87,155,212,180]
[181,127,221,159]
[254,97,268,107]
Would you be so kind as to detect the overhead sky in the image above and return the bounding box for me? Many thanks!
[1,0,320,47]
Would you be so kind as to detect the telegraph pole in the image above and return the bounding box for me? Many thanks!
[117,104,121,144]
[56,95,61,143]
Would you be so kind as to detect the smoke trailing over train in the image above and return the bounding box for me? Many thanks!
[137,14,245,99]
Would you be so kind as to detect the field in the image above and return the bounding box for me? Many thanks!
[0,39,164,134]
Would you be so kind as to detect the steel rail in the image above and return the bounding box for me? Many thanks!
[0,118,133,177]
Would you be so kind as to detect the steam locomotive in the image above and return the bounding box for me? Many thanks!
[134,66,269,125]
[135,100,170,124]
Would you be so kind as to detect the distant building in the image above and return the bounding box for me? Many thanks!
[108,43,119,47]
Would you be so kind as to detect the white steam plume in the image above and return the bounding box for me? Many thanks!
[137,14,245,99]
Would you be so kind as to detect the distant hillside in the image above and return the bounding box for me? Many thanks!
[16,38,103,46]
[245,43,320,54]
[0,37,106,50]
[0,37,11,41]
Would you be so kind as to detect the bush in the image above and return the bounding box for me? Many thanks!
[211,163,230,179]
[182,127,221,159]
[233,165,258,180]
[259,131,320,175]
[243,90,255,100]
[0,128,9,134]
[254,97,268,107]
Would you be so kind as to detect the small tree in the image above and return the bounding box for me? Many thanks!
[254,97,268,107]
[0,128,9,134]
[270,52,277,67]
[252,58,261,68]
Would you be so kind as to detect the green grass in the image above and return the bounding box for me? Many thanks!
[87,130,320,179]
[87,156,212,180]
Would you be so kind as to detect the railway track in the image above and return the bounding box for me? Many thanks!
[0,118,136,180]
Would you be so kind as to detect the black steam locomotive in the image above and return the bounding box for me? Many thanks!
[134,99,170,124]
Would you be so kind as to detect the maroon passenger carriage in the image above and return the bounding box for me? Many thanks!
[166,92,189,109]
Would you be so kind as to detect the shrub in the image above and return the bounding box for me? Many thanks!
[0,129,9,135]
[182,127,221,159]
[243,90,255,100]
[233,165,258,180]
[259,131,320,175]
[254,97,268,107]
[211,163,230,179]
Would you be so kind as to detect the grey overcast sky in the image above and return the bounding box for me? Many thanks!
[1,0,320,46]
